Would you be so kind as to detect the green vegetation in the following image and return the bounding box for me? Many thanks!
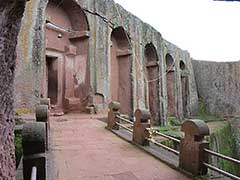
[193,101,224,122]
[168,116,182,126]
[210,122,240,176]
[15,132,22,168]
[15,108,32,116]
[15,117,24,168]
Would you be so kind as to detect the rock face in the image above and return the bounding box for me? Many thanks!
[15,0,198,124]
[0,0,26,179]
[192,60,240,117]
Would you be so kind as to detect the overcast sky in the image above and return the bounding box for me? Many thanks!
[114,0,240,61]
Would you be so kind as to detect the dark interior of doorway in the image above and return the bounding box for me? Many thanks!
[46,56,58,105]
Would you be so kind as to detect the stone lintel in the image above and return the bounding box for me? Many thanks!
[146,61,158,67]
[116,49,132,57]
[69,30,90,40]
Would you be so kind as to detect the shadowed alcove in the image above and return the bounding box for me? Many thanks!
[145,43,160,125]
[110,27,133,115]
[180,60,188,117]
[166,53,176,117]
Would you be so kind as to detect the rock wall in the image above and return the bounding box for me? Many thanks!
[0,1,26,179]
[15,0,198,122]
[193,60,240,117]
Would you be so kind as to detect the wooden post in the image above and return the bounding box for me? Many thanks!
[133,109,151,146]
[179,119,209,175]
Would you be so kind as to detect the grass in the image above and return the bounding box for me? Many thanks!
[15,131,22,168]
[192,101,224,122]
[210,122,240,176]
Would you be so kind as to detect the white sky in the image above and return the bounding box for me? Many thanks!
[114,0,240,61]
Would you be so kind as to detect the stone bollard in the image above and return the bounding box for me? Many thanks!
[107,101,120,130]
[36,105,49,123]
[179,119,209,175]
[40,98,51,109]
[36,105,49,150]
[133,109,151,146]
[22,122,47,180]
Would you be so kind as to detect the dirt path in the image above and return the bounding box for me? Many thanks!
[48,114,190,180]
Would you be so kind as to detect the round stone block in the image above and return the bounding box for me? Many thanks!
[36,105,49,122]
[135,109,151,122]
[22,122,46,155]
[109,101,120,112]
[40,98,51,109]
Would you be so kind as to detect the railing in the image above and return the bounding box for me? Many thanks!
[115,115,134,133]
[147,128,180,155]
[31,166,37,180]
[203,149,240,180]
[107,101,240,179]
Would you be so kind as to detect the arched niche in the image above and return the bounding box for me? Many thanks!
[180,60,188,117]
[44,0,90,113]
[166,53,176,117]
[145,43,160,125]
[180,60,186,71]
[110,27,133,115]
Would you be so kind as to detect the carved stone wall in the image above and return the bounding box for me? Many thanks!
[15,0,199,121]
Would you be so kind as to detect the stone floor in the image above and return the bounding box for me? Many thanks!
[47,114,190,180]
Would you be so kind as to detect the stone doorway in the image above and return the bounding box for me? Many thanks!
[166,54,176,117]
[43,0,90,113]
[46,56,58,106]
[110,27,133,115]
[145,43,160,125]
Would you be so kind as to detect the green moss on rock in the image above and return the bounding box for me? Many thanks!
[210,122,240,176]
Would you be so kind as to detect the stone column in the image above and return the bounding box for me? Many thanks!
[107,101,120,130]
[179,119,209,175]
[133,109,151,146]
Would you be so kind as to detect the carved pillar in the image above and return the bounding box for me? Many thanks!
[179,119,209,175]
[133,109,151,146]
[107,101,120,130]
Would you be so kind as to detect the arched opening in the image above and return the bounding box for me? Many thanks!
[145,43,160,125]
[110,27,133,115]
[166,54,176,117]
[44,0,90,113]
[180,61,188,117]
[180,61,186,71]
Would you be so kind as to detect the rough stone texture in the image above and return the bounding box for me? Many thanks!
[193,60,240,117]
[15,0,199,122]
[0,1,26,179]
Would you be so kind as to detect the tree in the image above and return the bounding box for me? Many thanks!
[0,0,27,179]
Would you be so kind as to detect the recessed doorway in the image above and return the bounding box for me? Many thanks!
[46,56,58,105]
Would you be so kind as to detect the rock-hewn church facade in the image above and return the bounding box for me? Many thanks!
[15,0,200,125]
